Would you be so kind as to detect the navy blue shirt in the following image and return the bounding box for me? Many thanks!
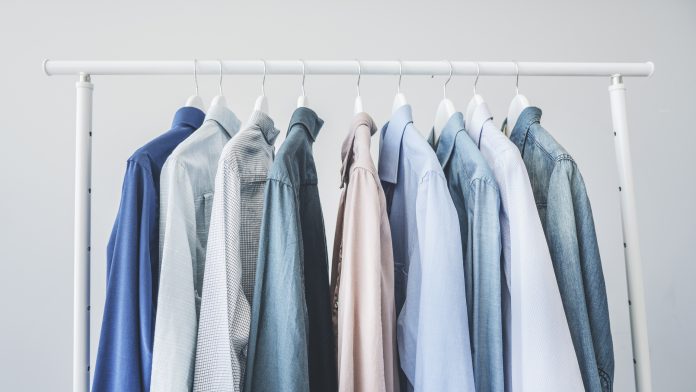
[93,107,204,392]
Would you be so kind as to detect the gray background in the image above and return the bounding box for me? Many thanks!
[1,0,694,390]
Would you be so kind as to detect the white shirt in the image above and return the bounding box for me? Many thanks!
[466,103,583,391]
[151,104,241,392]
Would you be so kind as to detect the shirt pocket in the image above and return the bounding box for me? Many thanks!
[193,192,214,316]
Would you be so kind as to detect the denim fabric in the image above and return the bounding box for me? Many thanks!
[94,107,204,392]
[379,105,475,392]
[244,107,337,392]
[427,112,504,392]
[507,107,614,392]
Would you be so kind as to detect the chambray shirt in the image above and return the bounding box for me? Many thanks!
[466,102,583,391]
[427,112,504,392]
[506,107,614,392]
[379,105,475,392]
[194,111,280,392]
[151,104,241,392]
[244,107,337,392]
[93,107,204,392]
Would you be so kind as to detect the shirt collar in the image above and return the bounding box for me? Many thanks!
[204,104,241,137]
[172,106,205,129]
[245,110,280,145]
[340,112,377,187]
[509,106,542,146]
[467,102,494,148]
[379,104,413,184]
[427,112,465,167]
[288,107,324,142]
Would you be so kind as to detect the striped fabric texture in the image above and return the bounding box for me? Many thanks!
[193,111,279,392]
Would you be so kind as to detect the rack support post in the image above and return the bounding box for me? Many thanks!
[608,75,652,391]
[74,73,93,392]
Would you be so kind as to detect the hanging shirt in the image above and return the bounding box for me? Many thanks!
[378,105,475,392]
[466,102,583,391]
[93,107,204,392]
[244,107,337,392]
[151,104,241,392]
[505,107,614,392]
[427,112,504,392]
[193,111,280,392]
[330,113,400,392]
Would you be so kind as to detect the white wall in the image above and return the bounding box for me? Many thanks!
[1,0,694,390]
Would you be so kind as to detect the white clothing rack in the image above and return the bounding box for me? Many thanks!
[43,60,654,392]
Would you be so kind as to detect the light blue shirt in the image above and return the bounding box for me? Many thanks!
[379,105,475,392]
[151,104,241,392]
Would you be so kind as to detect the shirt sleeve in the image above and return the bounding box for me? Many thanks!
[194,162,250,391]
[501,151,584,391]
[336,167,398,392]
[93,160,156,392]
[151,161,199,392]
[546,159,614,389]
[399,170,475,391]
[244,179,310,392]
[468,178,505,391]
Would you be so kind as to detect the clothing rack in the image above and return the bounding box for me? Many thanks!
[43,60,655,392]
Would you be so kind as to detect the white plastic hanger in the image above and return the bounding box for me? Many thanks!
[297,59,309,108]
[392,60,408,113]
[433,60,457,144]
[354,60,364,114]
[210,60,227,108]
[185,59,205,111]
[505,62,530,136]
[465,62,485,132]
[253,59,269,113]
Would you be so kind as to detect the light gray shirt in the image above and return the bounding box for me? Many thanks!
[193,111,279,392]
[151,104,241,392]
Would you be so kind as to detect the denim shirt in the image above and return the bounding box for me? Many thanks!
[93,107,204,392]
[427,112,504,392]
[379,105,475,392]
[244,107,337,392]
[507,107,614,392]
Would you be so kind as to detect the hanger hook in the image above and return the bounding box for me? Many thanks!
[356,59,362,97]
[473,62,480,95]
[443,60,453,99]
[299,59,306,96]
[397,60,403,94]
[218,60,224,96]
[193,59,199,96]
[260,59,267,96]
[514,61,520,95]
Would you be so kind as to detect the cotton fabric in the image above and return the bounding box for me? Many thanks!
[93,107,204,392]
[151,104,241,392]
[466,102,583,391]
[427,112,504,392]
[244,107,337,392]
[194,111,280,392]
[379,105,475,392]
[330,113,400,392]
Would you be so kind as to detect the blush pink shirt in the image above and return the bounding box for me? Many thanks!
[330,113,400,392]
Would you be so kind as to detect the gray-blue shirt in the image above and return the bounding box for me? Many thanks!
[427,112,504,392]
[245,107,337,392]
